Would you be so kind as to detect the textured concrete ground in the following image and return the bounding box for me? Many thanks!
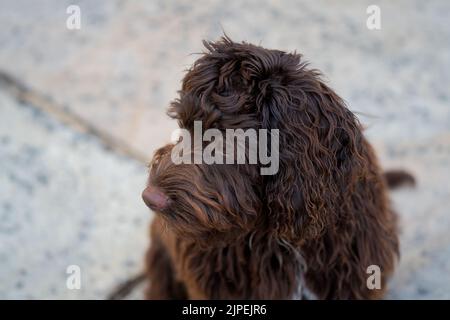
[0,0,449,299]
[0,88,150,299]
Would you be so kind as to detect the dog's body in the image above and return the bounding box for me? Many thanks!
[142,38,408,299]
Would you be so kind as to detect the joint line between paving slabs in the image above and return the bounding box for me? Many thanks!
[0,70,148,164]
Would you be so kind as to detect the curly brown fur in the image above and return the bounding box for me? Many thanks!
[142,36,402,299]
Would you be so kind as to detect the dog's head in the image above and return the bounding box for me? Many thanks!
[143,37,366,246]
[144,143,261,245]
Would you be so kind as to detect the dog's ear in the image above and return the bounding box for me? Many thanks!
[249,51,366,243]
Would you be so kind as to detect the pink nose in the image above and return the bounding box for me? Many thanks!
[142,186,169,211]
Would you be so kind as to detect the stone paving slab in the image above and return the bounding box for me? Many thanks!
[380,136,450,299]
[0,88,151,299]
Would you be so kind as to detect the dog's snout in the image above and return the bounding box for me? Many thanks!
[142,185,169,211]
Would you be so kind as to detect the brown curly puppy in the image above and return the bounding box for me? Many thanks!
[142,37,411,299]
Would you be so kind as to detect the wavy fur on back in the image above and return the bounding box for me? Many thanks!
[143,37,400,299]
